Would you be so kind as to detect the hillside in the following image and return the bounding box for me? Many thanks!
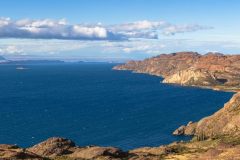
[113,52,240,91]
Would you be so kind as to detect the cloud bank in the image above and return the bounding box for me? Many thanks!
[0,18,212,40]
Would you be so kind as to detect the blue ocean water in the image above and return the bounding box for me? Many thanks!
[0,63,234,150]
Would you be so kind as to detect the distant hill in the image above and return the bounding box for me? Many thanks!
[3,60,65,65]
[113,51,240,91]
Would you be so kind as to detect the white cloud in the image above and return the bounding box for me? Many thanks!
[0,45,23,54]
[0,18,212,41]
[2,38,240,59]
[109,20,212,38]
[162,24,213,35]
[101,40,166,54]
[72,25,107,38]
[109,20,168,31]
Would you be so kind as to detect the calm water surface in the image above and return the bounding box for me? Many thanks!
[0,63,234,150]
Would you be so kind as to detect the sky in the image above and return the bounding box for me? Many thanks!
[0,0,240,61]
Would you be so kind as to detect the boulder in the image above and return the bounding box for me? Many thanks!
[173,121,196,136]
[173,125,186,135]
[69,146,128,159]
[0,144,43,160]
[27,137,75,157]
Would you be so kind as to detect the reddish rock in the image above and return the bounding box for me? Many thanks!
[27,137,75,157]
[69,146,127,159]
[114,52,240,91]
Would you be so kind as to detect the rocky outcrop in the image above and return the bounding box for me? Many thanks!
[113,52,240,91]
[27,137,76,157]
[174,92,240,140]
[0,137,129,160]
[173,121,197,136]
[69,146,127,159]
[0,144,43,160]
[2,128,240,160]
[162,69,217,86]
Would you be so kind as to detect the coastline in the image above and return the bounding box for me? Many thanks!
[1,70,239,159]
[2,52,240,159]
[114,68,238,93]
[110,52,240,159]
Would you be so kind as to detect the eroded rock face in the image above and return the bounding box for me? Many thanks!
[113,52,240,91]
[25,137,129,159]
[173,121,197,136]
[0,144,43,160]
[173,125,186,135]
[27,137,76,157]
[69,146,127,159]
[195,92,240,137]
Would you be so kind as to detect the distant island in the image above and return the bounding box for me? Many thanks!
[2,52,240,159]
[0,56,122,65]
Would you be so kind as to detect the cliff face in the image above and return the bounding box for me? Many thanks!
[196,92,240,137]
[174,92,240,138]
[113,52,240,91]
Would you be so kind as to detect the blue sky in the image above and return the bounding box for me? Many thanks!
[0,0,240,61]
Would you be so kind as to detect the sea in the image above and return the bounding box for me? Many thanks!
[0,63,234,150]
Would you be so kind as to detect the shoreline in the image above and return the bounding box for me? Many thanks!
[114,68,238,93]
[2,53,240,159]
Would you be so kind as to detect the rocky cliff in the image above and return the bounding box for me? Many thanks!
[173,92,240,138]
[113,52,240,91]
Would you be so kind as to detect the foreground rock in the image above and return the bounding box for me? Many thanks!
[113,52,240,91]
[0,137,129,159]
[0,144,43,160]
[27,137,76,157]
[3,136,240,159]
[25,137,128,159]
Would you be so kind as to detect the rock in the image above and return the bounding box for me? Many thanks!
[130,146,166,156]
[0,144,19,150]
[184,121,197,135]
[173,121,197,136]
[26,137,129,159]
[69,146,128,159]
[27,137,75,157]
[162,69,216,86]
[173,92,240,139]
[0,144,43,160]
[173,125,186,135]
[194,92,240,138]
